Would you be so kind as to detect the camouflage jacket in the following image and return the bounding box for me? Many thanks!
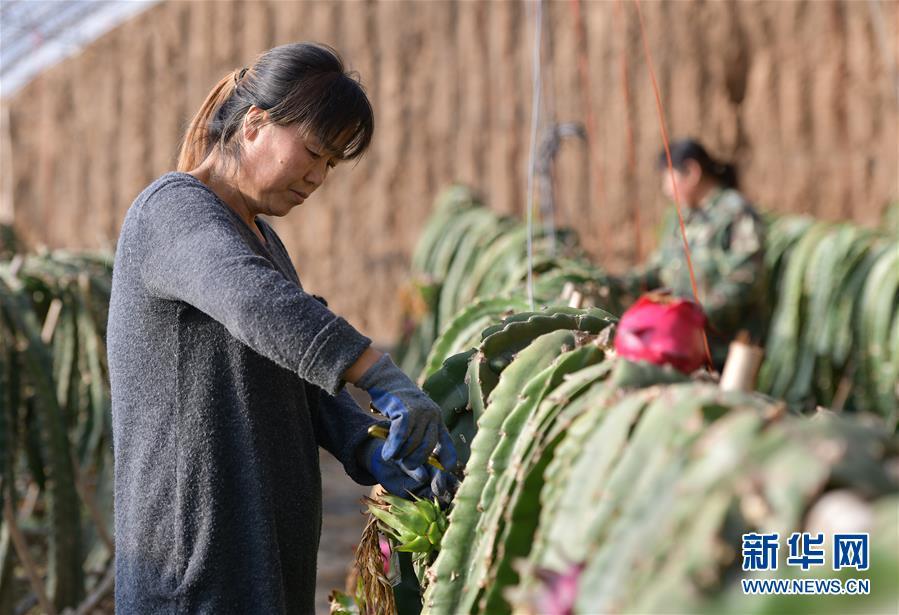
[616,188,768,366]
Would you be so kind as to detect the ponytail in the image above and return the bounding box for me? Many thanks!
[177,69,242,172]
[659,139,739,190]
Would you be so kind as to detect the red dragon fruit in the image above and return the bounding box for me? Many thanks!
[614,293,708,374]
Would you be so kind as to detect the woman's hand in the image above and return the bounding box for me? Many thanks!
[354,353,458,472]
[357,438,459,504]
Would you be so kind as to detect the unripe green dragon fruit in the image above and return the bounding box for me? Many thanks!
[366,494,448,555]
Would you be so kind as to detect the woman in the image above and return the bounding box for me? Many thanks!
[107,43,457,614]
[618,139,768,368]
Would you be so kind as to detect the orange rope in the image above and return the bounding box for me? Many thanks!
[633,0,713,368]
[614,0,643,266]
[569,0,607,259]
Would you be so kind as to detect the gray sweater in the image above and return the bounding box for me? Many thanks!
[107,172,378,614]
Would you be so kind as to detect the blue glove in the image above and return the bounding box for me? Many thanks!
[357,353,458,472]
[429,464,460,509]
[358,437,459,504]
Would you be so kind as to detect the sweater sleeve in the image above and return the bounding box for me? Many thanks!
[305,383,384,485]
[135,178,371,395]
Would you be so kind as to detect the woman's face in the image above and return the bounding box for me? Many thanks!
[238,110,340,217]
[661,159,703,207]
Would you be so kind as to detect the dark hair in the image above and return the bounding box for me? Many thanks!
[657,139,738,190]
[177,43,374,172]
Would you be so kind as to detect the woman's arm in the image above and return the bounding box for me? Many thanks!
[137,179,370,395]
[606,210,672,300]
[306,383,383,485]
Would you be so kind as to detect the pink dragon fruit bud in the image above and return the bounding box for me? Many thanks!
[534,562,585,615]
[379,536,391,575]
[614,293,707,374]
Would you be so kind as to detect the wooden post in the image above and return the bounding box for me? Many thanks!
[720,333,764,392]
[568,290,584,308]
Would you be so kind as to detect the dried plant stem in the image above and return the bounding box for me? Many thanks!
[355,494,396,615]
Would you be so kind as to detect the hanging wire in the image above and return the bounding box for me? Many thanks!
[537,122,588,257]
[537,125,559,257]
[633,0,713,368]
[569,0,607,260]
[538,3,559,257]
[525,0,545,311]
